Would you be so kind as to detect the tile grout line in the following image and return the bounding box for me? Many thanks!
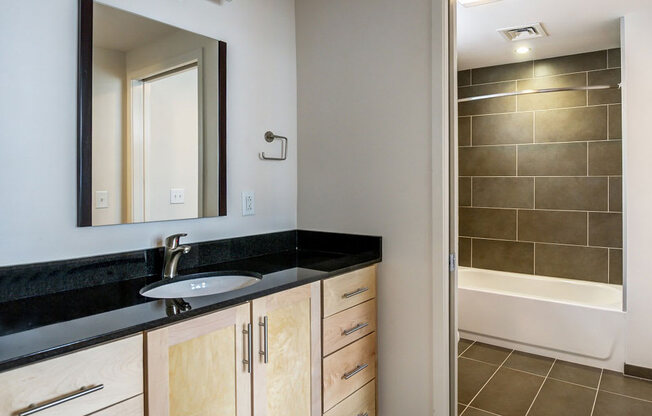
[458,235,620,251]
[546,375,599,390]
[464,405,503,416]
[459,138,620,148]
[599,387,652,404]
[605,392,652,404]
[461,355,556,380]
[459,103,611,118]
[607,96,611,140]
[470,236,473,268]
[587,210,590,248]
[470,115,473,146]
[590,369,604,416]
[464,350,514,409]
[516,209,519,242]
[586,72,589,106]
[462,66,619,89]
[458,340,476,357]
[525,358,557,416]
[458,174,623,178]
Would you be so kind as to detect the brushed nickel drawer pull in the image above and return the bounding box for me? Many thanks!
[342,322,369,336]
[243,323,253,373]
[18,384,104,416]
[342,363,368,380]
[259,316,269,364]
[342,287,368,299]
[357,413,369,416]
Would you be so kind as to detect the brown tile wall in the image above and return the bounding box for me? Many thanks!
[458,49,623,284]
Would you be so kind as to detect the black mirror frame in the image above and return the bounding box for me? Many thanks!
[76,0,227,227]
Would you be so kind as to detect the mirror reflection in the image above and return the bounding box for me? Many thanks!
[90,2,225,226]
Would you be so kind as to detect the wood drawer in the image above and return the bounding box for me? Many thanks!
[0,335,143,416]
[89,395,144,416]
[323,266,376,317]
[324,380,375,416]
[323,333,376,411]
[323,299,376,356]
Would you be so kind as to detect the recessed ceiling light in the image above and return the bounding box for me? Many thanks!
[516,46,531,54]
[458,0,502,7]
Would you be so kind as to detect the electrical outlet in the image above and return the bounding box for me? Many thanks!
[95,191,109,209]
[170,189,185,204]
[242,191,255,216]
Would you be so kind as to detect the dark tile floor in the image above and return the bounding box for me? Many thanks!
[458,339,652,416]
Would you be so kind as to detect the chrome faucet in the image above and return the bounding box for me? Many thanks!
[163,233,191,279]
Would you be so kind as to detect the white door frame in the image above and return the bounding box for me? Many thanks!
[432,0,457,414]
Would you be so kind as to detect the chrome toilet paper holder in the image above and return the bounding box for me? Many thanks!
[259,131,287,161]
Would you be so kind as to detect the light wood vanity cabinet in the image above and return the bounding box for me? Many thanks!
[0,268,377,416]
[145,302,252,416]
[251,283,322,416]
[0,335,144,416]
[322,265,377,416]
[145,281,322,416]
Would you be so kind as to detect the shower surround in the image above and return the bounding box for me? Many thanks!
[458,49,622,284]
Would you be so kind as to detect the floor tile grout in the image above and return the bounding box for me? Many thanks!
[465,349,515,411]
[458,341,652,415]
[460,354,558,380]
[617,372,652,383]
[525,358,556,416]
[502,363,552,379]
[458,340,476,357]
[459,355,503,368]
[597,388,652,404]
[590,369,604,416]
[465,404,504,416]
[546,375,599,390]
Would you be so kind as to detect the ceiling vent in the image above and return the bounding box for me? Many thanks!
[498,23,548,41]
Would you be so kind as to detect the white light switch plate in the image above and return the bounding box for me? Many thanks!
[170,189,185,204]
[95,191,109,209]
[242,191,255,216]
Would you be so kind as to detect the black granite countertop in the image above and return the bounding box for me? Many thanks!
[0,230,381,372]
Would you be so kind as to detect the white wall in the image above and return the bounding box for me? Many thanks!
[92,46,126,225]
[296,0,446,414]
[0,0,297,266]
[622,10,652,369]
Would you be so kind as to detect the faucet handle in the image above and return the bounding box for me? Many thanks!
[165,233,188,249]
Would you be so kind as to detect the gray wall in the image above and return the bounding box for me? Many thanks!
[458,50,623,284]
[296,0,439,413]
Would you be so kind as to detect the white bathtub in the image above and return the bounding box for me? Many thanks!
[458,267,626,370]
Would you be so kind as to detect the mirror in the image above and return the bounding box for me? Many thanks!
[77,0,226,227]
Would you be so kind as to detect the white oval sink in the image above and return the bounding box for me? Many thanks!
[140,271,262,299]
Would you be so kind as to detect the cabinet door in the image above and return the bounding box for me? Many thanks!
[145,303,251,416]
[252,282,322,416]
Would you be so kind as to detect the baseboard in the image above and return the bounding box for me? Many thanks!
[624,363,652,381]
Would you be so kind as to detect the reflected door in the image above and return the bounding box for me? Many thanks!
[142,66,200,222]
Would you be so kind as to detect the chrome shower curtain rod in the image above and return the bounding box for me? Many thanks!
[458,84,622,103]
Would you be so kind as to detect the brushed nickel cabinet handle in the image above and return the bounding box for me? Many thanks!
[18,384,104,416]
[342,363,368,380]
[357,413,369,416]
[342,287,368,299]
[342,322,369,336]
[259,316,269,364]
[243,323,253,373]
